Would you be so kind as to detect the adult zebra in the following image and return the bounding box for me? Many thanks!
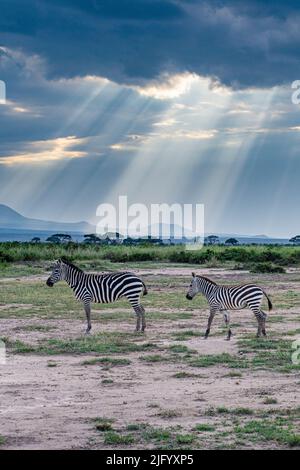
[186,272,272,340]
[46,258,148,334]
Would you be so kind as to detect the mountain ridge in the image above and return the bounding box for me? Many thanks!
[0,204,285,240]
[0,204,94,233]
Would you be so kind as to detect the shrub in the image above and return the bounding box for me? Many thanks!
[250,262,285,274]
[0,251,14,263]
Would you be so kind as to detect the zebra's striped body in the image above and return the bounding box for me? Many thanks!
[46,258,147,333]
[186,273,272,339]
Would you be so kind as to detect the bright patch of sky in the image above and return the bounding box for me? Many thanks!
[0,46,299,237]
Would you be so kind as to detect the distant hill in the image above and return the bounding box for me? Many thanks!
[0,204,94,233]
[0,204,288,243]
[141,224,271,240]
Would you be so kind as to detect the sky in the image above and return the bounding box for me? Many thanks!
[0,0,300,237]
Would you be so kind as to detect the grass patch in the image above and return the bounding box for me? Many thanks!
[263,398,278,405]
[6,332,157,356]
[172,372,201,379]
[2,338,36,354]
[286,328,300,336]
[13,324,55,332]
[238,337,300,373]
[126,423,147,431]
[194,424,215,432]
[140,426,200,449]
[93,417,115,432]
[175,433,195,444]
[104,431,134,445]
[168,344,196,354]
[172,330,202,341]
[156,409,182,419]
[0,436,5,446]
[82,357,131,367]
[205,406,253,416]
[235,419,300,447]
[232,408,254,416]
[190,353,248,369]
[139,354,168,363]
[142,428,172,443]
[216,406,230,414]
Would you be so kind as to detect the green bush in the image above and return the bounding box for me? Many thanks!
[250,262,286,274]
[0,242,298,267]
[0,250,15,263]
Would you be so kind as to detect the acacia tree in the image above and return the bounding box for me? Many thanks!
[289,235,300,245]
[83,234,102,244]
[46,233,72,244]
[205,235,220,245]
[225,238,239,246]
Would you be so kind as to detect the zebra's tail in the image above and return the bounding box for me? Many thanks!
[141,280,148,296]
[263,290,273,311]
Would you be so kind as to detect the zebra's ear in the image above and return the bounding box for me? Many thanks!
[192,272,195,277]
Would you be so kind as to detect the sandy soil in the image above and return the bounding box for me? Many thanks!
[0,315,299,450]
[0,268,299,450]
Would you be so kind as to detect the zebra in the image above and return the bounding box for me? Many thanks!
[186,272,272,340]
[46,258,148,334]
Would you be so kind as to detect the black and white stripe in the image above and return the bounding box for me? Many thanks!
[46,258,147,333]
[186,272,272,339]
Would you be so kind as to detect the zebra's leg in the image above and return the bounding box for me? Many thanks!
[223,310,232,340]
[133,306,142,332]
[252,308,264,338]
[84,301,92,334]
[134,305,146,332]
[128,298,141,331]
[204,308,216,339]
[261,311,267,336]
[127,295,145,332]
[140,305,146,332]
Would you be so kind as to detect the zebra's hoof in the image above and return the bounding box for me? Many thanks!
[226,331,232,341]
[203,336,208,340]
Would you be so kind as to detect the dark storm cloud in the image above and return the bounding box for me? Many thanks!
[1,1,300,88]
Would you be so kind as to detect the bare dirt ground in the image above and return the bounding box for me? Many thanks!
[0,267,299,450]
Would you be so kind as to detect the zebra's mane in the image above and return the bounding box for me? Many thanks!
[59,257,84,273]
[196,275,217,285]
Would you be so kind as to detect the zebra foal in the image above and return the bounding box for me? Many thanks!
[46,258,147,334]
[186,272,272,340]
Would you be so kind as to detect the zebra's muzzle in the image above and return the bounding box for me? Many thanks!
[46,278,54,287]
[186,294,193,300]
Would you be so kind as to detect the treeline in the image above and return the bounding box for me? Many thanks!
[0,242,299,268]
